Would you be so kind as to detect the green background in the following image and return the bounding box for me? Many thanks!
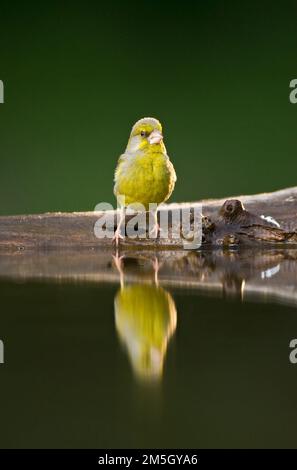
[0,0,296,216]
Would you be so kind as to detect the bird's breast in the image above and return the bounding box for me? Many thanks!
[115,152,175,208]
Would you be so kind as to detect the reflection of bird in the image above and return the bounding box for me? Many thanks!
[113,117,177,245]
[114,284,177,381]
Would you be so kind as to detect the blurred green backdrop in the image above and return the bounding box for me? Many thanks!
[0,0,296,215]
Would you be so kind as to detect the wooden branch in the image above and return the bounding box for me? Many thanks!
[1,186,297,251]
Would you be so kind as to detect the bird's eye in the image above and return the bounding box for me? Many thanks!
[140,130,146,137]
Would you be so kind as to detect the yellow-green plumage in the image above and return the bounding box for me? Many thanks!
[114,283,177,380]
[114,117,176,210]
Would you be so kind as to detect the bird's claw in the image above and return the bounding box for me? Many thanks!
[112,229,124,246]
[112,253,124,270]
[112,253,125,288]
[149,223,160,239]
[152,257,160,286]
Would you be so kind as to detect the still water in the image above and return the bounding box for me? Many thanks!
[0,249,297,448]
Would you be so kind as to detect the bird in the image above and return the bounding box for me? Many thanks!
[113,117,176,245]
[114,275,177,381]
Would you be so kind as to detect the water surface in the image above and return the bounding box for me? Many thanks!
[0,249,297,448]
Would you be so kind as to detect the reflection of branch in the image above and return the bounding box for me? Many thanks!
[1,249,297,307]
[1,186,297,250]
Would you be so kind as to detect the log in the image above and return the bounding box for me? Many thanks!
[1,186,297,251]
[1,187,297,306]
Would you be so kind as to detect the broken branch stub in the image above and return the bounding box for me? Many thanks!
[202,199,297,247]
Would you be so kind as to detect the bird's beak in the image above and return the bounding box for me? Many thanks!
[148,130,163,144]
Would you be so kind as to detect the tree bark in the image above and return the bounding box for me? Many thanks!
[1,186,297,251]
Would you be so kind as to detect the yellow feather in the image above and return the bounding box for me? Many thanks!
[114,118,176,210]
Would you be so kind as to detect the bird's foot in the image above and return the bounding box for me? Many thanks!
[112,228,124,247]
[152,257,160,286]
[112,252,124,271]
[149,222,160,239]
[112,252,125,288]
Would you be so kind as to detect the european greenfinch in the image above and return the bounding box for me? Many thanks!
[113,117,176,244]
[114,283,177,381]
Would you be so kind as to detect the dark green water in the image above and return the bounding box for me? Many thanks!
[1,279,297,448]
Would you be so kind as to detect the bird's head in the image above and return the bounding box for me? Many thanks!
[126,117,166,154]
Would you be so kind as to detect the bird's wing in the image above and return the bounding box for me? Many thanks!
[113,153,128,196]
[167,156,177,182]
